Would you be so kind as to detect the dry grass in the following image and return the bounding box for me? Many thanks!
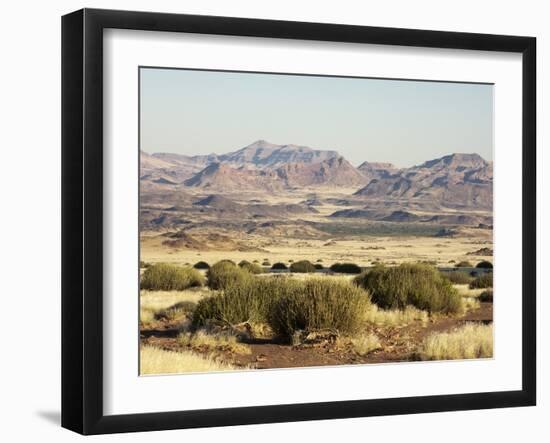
[349,334,382,355]
[454,284,487,298]
[462,297,481,311]
[420,323,493,360]
[140,288,210,327]
[177,330,252,354]
[363,305,429,327]
[140,346,239,375]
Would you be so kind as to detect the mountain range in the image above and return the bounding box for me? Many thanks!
[141,140,493,210]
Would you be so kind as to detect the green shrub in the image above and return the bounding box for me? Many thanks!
[268,279,371,338]
[476,261,493,269]
[193,277,371,339]
[469,273,493,289]
[455,260,473,268]
[140,263,204,290]
[478,289,494,302]
[193,277,300,328]
[262,260,271,266]
[354,263,462,314]
[314,263,324,270]
[206,260,251,290]
[444,271,473,285]
[239,260,264,274]
[139,260,150,269]
[316,259,323,263]
[193,261,210,269]
[271,262,288,270]
[290,260,316,273]
[330,262,362,274]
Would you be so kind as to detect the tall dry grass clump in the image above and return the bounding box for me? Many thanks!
[268,278,371,338]
[140,263,204,291]
[420,323,493,360]
[354,263,462,314]
[364,305,429,327]
[140,346,238,374]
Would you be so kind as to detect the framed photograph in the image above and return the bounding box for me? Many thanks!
[62,8,536,435]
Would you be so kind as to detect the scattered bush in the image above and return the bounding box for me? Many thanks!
[193,261,210,269]
[316,259,323,263]
[476,261,493,269]
[193,277,300,328]
[140,263,204,290]
[289,260,316,273]
[262,260,271,266]
[239,260,264,274]
[469,273,493,289]
[252,260,260,264]
[271,262,288,270]
[330,262,362,274]
[420,323,493,360]
[455,260,473,268]
[478,289,494,303]
[314,263,324,270]
[354,263,462,314]
[193,277,371,340]
[444,271,473,285]
[206,260,251,290]
[140,260,151,269]
[268,279,371,338]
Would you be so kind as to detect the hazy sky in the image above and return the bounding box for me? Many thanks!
[140,67,493,167]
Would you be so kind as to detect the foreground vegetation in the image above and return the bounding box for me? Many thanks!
[139,259,493,373]
[354,263,462,314]
[194,271,370,339]
[140,346,240,374]
[420,323,493,360]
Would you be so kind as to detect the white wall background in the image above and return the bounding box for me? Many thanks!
[0,0,546,441]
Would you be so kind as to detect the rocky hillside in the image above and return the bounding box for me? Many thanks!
[353,153,493,210]
[141,141,492,209]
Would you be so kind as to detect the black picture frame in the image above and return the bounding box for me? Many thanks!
[62,8,536,435]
